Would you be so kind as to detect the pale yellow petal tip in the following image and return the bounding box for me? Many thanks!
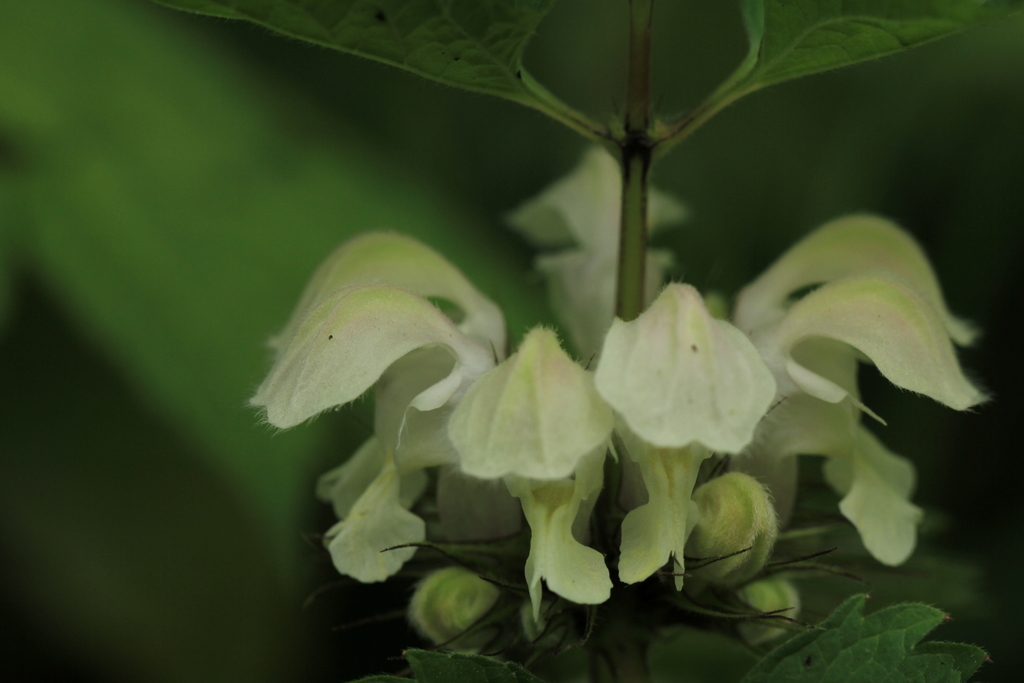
[597,283,775,453]
[450,327,613,480]
[616,446,709,587]
[510,472,612,617]
[825,429,923,566]
[324,463,426,582]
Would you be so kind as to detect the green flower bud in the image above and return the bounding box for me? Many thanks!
[408,567,501,649]
[737,578,800,644]
[686,472,778,585]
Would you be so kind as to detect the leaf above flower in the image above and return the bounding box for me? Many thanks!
[724,0,1023,101]
[657,0,1024,147]
[148,0,601,136]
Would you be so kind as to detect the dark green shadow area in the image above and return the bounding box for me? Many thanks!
[0,279,309,683]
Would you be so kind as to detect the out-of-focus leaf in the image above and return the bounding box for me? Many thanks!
[711,0,1023,112]
[147,0,588,129]
[0,286,300,683]
[741,594,986,682]
[0,0,547,551]
[0,134,25,332]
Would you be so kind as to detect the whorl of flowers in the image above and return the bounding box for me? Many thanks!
[251,148,984,625]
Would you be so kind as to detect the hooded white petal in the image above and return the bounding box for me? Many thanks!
[618,440,711,589]
[596,284,776,452]
[754,277,986,411]
[449,327,613,480]
[375,347,462,471]
[251,284,493,429]
[507,147,685,254]
[734,215,976,345]
[507,147,684,358]
[316,437,386,519]
[274,232,506,355]
[324,457,426,582]
[823,428,923,566]
[507,450,611,619]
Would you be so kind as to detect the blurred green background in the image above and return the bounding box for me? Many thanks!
[0,1,1021,681]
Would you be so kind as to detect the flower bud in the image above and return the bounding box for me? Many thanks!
[408,567,501,649]
[737,578,800,644]
[685,472,778,585]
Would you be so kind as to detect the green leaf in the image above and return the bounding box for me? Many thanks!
[742,594,988,682]
[405,649,546,682]
[913,642,988,680]
[146,0,599,136]
[722,0,1023,101]
[0,135,26,333]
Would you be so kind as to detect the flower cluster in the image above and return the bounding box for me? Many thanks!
[251,148,984,634]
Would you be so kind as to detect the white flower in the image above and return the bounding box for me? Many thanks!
[506,448,612,619]
[252,233,503,580]
[252,158,985,614]
[594,283,776,586]
[734,215,986,565]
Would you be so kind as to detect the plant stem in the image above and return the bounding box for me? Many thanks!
[616,144,651,321]
[624,0,653,133]
[615,0,655,322]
